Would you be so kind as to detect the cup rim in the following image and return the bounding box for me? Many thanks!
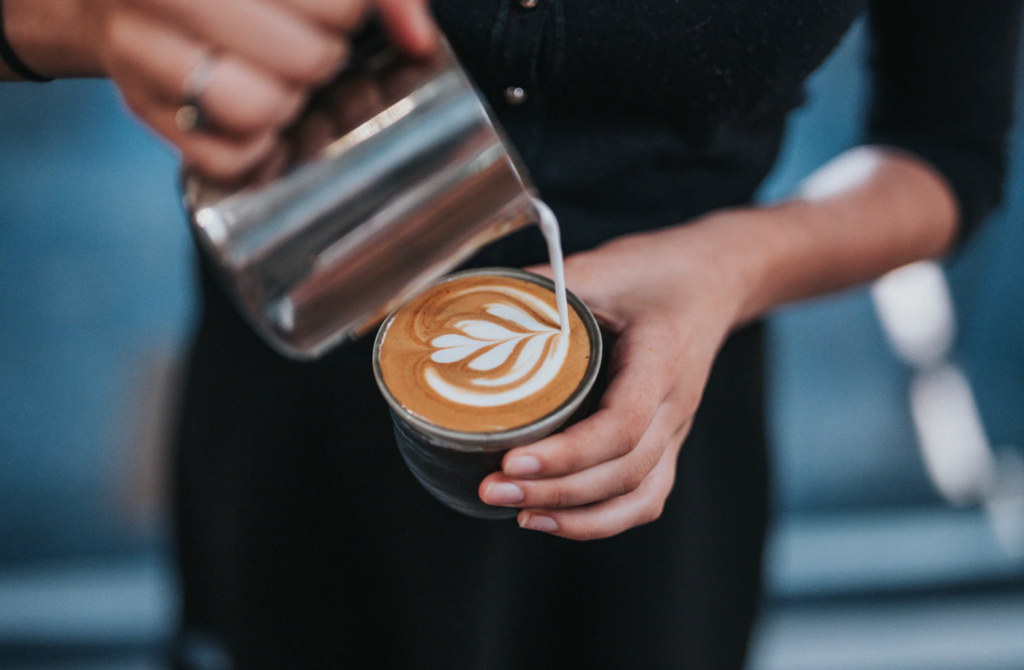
[372,267,603,451]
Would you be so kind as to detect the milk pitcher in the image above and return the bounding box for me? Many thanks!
[182,28,539,359]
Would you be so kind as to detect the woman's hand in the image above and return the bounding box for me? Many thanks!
[92,0,436,180]
[478,211,756,540]
[2,0,437,180]
[477,148,959,541]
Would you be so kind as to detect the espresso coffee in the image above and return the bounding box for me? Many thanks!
[378,273,591,433]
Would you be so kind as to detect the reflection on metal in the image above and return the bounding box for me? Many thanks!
[872,260,1024,557]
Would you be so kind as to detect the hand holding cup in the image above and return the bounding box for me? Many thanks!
[478,214,755,540]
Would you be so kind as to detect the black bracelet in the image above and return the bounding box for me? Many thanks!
[0,0,53,82]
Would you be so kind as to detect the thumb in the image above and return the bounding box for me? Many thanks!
[524,253,605,311]
[375,0,438,57]
[523,263,553,279]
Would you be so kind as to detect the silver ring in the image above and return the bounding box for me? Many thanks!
[175,54,217,133]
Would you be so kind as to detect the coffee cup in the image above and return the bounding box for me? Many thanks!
[372,267,603,519]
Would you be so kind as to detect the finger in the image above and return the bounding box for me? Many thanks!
[523,263,552,279]
[518,439,682,541]
[118,82,278,181]
[276,0,372,32]
[106,12,304,137]
[291,0,373,33]
[482,405,690,509]
[501,328,670,479]
[525,252,622,329]
[141,0,347,85]
[375,0,438,57]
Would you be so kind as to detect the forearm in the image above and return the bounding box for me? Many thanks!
[702,146,959,325]
[0,0,101,80]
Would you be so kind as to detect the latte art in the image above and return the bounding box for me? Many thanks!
[379,274,590,433]
[426,285,570,407]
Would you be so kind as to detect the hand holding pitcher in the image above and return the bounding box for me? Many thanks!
[1,0,438,180]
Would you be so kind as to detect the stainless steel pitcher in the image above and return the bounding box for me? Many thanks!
[182,29,539,359]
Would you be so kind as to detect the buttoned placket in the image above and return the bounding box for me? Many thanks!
[486,0,562,163]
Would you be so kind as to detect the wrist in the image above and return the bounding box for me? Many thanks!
[731,199,822,324]
[2,0,103,79]
[673,203,809,328]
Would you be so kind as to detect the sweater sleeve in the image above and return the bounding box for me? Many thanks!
[867,0,1024,244]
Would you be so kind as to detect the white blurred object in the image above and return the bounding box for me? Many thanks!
[799,147,883,202]
[909,364,996,505]
[870,260,1024,557]
[872,261,956,367]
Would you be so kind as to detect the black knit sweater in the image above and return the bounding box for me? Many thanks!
[429,0,1022,264]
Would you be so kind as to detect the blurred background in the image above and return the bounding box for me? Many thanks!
[1,16,1023,670]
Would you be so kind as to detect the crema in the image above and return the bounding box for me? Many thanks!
[378,274,591,432]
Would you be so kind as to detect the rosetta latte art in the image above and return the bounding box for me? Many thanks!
[378,273,591,433]
[425,286,570,407]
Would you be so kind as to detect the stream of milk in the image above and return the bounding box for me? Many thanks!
[533,199,570,335]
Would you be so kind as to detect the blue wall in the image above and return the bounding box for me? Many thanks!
[0,80,195,563]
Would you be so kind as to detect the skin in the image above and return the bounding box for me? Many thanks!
[478,147,958,539]
[0,0,436,180]
[1,3,959,540]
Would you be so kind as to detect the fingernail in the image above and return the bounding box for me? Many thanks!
[504,455,541,477]
[520,514,559,533]
[483,482,524,505]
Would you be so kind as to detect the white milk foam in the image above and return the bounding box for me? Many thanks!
[535,199,571,335]
[423,200,573,408]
